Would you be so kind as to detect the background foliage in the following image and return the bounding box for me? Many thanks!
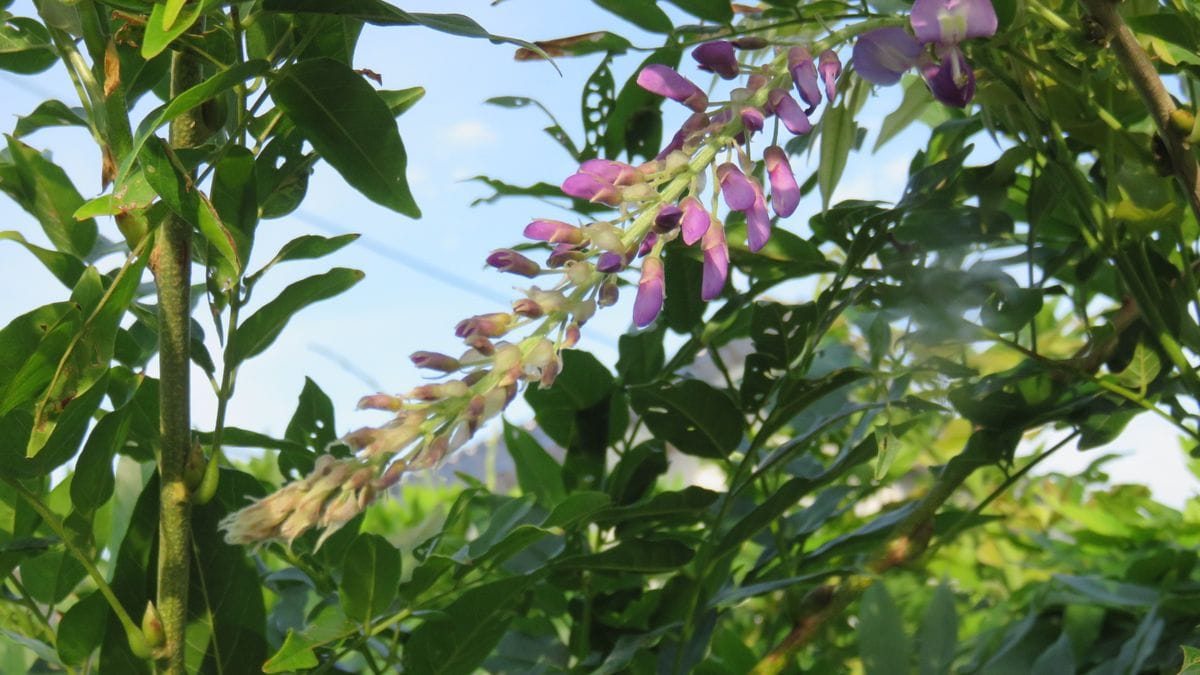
[1,0,1200,673]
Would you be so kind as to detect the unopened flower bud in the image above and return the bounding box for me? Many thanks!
[547,243,584,268]
[524,219,584,245]
[142,602,164,649]
[562,172,623,205]
[692,41,739,79]
[511,297,541,317]
[634,257,666,328]
[573,298,597,325]
[411,350,460,372]
[702,217,730,301]
[764,145,800,218]
[357,393,404,411]
[637,64,708,112]
[486,249,540,278]
[597,251,628,273]
[598,278,619,307]
[564,322,582,348]
[462,369,488,386]
[525,286,569,314]
[638,232,658,258]
[718,163,756,211]
[654,204,683,233]
[465,335,495,355]
[621,183,658,202]
[788,47,821,112]
[818,49,842,102]
[767,89,812,135]
[579,158,641,186]
[585,221,626,252]
[680,196,711,246]
[455,312,512,339]
[409,380,470,401]
[565,260,594,286]
[732,36,768,50]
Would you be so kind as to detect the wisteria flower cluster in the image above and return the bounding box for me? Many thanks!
[853,0,998,107]
[222,1,999,546]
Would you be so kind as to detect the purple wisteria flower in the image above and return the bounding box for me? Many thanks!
[525,219,583,245]
[634,257,665,327]
[718,163,756,211]
[853,0,997,107]
[788,47,822,113]
[764,145,800,218]
[745,182,771,253]
[637,64,708,112]
[693,41,739,79]
[852,28,923,87]
[680,197,710,246]
[767,89,813,136]
[486,249,540,277]
[701,218,728,300]
[818,49,841,102]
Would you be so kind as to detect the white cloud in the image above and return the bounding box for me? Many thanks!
[440,119,496,147]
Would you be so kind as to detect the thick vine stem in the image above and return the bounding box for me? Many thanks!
[1078,0,1200,224]
[153,50,204,674]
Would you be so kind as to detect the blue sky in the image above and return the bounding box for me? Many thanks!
[0,0,1194,505]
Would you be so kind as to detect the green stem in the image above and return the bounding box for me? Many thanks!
[154,49,205,675]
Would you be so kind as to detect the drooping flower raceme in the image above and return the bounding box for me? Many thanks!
[222,23,985,547]
[853,0,998,107]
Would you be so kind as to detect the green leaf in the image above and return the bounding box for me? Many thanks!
[139,138,242,273]
[617,325,665,386]
[859,583,911,675]
[2,136,97,257]
[228,267,364,367]
[0,17,56,74]
[525,349,614,446]
[28,251,147,457]
[262,0,556,63]
[404,577,533,675]
[119,59,270,182]
[270,58,419,216]
[70,405,131,513]
[0,303,76,416]
[262,606,356,673]
[630,379,743,459]
[340,533,401,624]
[56,590,109,666]
[0,231,85,288]
[211,145,258,268]
[819,99,858,210]
[281,376,337,476]
[1179,645,1200,674]
[555,539,694,573]
[14,100,86,138]
[875,75,933,152]
[379,86,425,117]
[1030,633,1074,675]
[504,419,567,506]
[596,485,719,524]
[543,490,611,529]
[1112,341,1161,392]
[187,469,270,670]
[592,0,673,33]
[709,570,850,608]
[918,583,957,675]
[662,0,733,23]
[663,244,706,333]
[141,0,218,58]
